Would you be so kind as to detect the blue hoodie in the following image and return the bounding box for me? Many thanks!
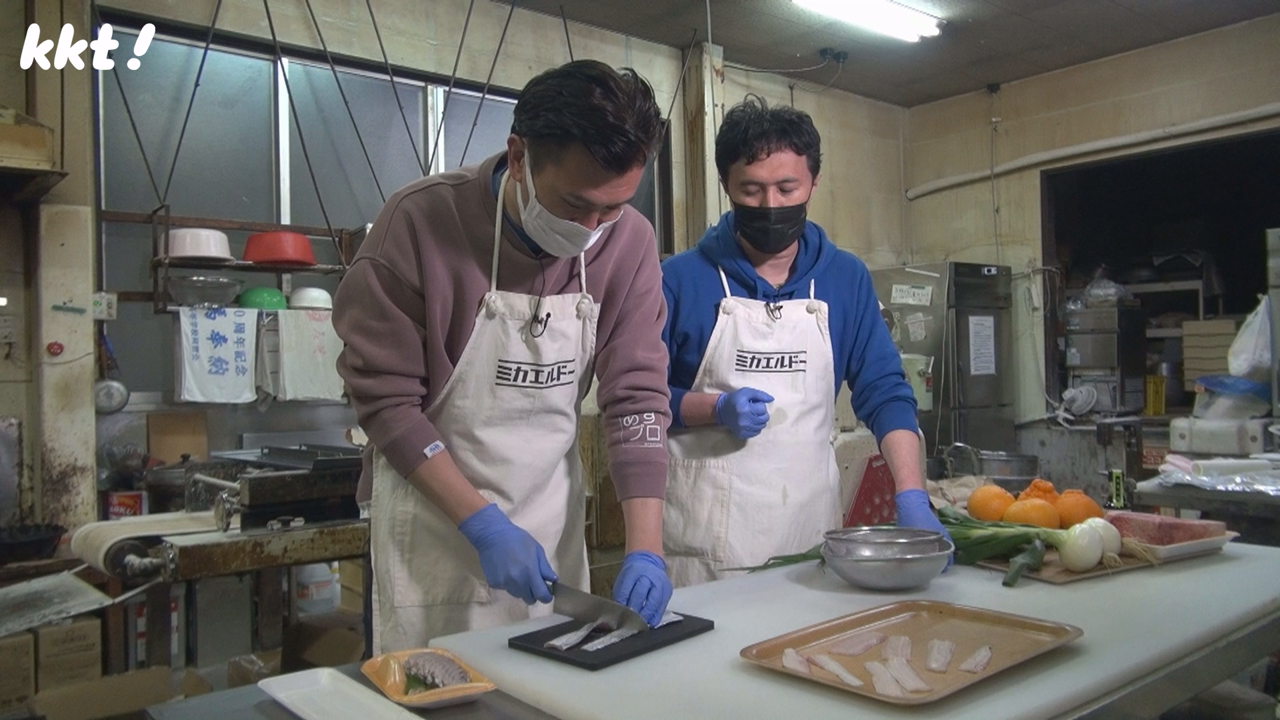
[662,211,917,443]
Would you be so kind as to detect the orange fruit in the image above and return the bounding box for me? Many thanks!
[1002,498,1061,529]
[1056,489,1104,528]
[967,485,1016,522]
[1018,478,1061,506]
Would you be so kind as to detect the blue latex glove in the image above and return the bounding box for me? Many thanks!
[715,388,775,439]
[895,488,954,568]
[458,503,557,604]
[612,550,673,627]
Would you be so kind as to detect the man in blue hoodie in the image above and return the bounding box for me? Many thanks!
[661,96,950,586]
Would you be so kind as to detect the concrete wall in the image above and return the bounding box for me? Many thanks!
[904,15,1280,425]
[707,66,909,267]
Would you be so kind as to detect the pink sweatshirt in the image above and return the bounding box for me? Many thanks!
[334,153,670,502]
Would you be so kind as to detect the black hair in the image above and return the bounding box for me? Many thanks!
[715,95,822,182]
[511,60,664,175]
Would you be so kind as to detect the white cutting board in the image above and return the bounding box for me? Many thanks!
[433,545,1280,720]
[259,668,419,720]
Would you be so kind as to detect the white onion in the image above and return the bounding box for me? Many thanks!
[1082,517,1122,556]
[1058,523,1104,572]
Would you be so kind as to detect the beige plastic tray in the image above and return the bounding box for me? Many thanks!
[360,648,496,709]
[740,600,1082,706]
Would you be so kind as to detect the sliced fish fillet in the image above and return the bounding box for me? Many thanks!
[887,657,932,692]
[882,635,912,660]
[781,647,811,674]
[581,628,638,652]
[808,653,863,687]
[829,631,886,656]
[958,645,993,673]
[864,661,906,698]
[926,639,955,673]
[656,612,683,628]
[544,621,601,651]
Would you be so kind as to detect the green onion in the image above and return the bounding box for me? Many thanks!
[724,543,824,573]
[940,506,1104,572]
[1002,539,1046,587]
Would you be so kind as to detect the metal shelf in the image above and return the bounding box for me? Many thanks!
[1146,328,1183,338]
[1123,280,1204,294]
[152,257,346,275]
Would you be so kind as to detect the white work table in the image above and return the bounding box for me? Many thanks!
[434,542,1280,720]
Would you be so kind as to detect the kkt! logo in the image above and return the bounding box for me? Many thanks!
[20,23,155,71]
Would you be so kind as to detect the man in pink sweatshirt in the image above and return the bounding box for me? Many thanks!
[334,61,673,652]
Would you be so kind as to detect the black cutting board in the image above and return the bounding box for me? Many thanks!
[508,613,714,670]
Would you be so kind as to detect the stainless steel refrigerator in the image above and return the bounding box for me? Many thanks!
[870,262,1014,453]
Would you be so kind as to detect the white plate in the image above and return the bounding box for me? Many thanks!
[259,668,419,720]
[1138,531,1240,562]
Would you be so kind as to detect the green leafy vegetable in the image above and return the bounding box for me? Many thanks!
[1002,539,1046,587]
[725,543,824,573]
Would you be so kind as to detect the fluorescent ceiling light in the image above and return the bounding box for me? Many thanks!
[792,0,942,42]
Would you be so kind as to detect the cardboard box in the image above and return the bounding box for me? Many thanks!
[30,666,172,720]
[0,633,35,714]
[0,118,56,171]
[337,559,364,591]
[282,612,364,673]
[338,583,363,615]
[1184,334,1236,349]
[1184,346,1230,360]
[180,668,214,699]
[35,618,101,663]
[1182,319,1238,336]
[147,411,208,465]
[37,650,101,692]
[227,648,281,688]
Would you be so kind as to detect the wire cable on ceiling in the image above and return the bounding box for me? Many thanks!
[161,0,223,203]
[815,61,844,93]
[365,0,424,175]
[989,87,1002,265]
[92,1,161,205]
[262,0,340,262]
[304,0,386,203]
[704,0,723,217]
[724,58,830,74]
[560,5,574,62]
[425,0,476,173]
[459,0,516,167]
[664,29,699,123]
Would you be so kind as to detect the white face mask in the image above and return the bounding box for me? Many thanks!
[515,150,621,258]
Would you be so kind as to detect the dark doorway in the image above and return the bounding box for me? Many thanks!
[1041,129,1280,399]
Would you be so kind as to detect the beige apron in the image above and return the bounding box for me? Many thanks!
[665,268,840,587]
[371,172,595,652]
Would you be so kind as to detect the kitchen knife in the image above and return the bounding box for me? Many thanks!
[551,582,650,634]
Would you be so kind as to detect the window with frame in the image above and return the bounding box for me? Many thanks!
[99,25,669,393]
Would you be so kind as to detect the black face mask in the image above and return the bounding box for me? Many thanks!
[733,202,807,254]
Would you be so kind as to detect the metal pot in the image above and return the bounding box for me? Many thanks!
[144,454,196,512]
[943,443,1040,494]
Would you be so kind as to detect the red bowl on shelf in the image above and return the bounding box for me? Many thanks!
[243,231,317,266]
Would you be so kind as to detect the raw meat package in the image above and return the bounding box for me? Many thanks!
[1105,511,1226,545]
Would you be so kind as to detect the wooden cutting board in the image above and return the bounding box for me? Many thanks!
[147,411,208,464]
[977,551,1153,584]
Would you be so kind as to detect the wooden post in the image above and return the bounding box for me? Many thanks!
[682,42,725,254]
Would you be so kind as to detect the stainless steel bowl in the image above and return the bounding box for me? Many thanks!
[167,276,244,307]
[820,527,953,591]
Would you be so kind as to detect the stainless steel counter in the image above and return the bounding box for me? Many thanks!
[145,662,558,720]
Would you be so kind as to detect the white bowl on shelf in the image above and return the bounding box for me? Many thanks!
[168,228,233,262]
[289,287,333,310]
